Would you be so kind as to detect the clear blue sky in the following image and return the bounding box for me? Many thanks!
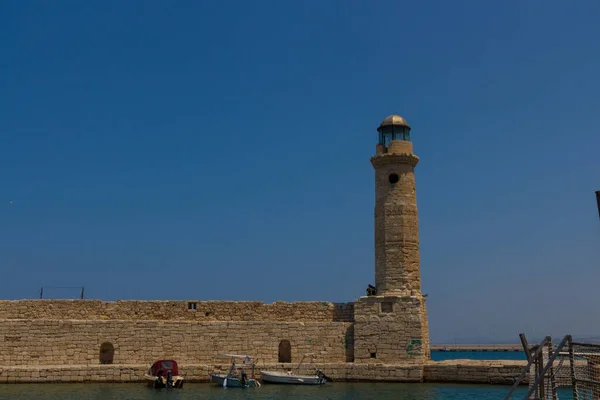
[1,0,598,343]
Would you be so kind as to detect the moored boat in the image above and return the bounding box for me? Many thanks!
[209,354,260,388]
[260,369,330,385]
[143,359,184,389]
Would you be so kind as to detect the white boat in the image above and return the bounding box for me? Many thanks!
[260,369,331,385]
[209,354,261,388]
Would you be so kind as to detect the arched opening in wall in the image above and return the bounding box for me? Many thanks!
[278,340,292,363]
[99,342,115,364]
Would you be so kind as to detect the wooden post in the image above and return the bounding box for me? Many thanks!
[569,338,579,400]
[596,191,600,219]
[548,338,558,400]
[538,348,545,399]
[520,333,533,362]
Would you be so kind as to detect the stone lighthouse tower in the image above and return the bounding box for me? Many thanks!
[353,114,430,365]
[372,115,421,296]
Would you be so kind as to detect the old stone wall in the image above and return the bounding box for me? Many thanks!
[0,300,355,368]
[353,294,429,364]
[0,298,427,372]
[0,363,424,383]
[0,300,354,322]
[0,319,352,366]
[423,360,528,385]
[0,361,529,384]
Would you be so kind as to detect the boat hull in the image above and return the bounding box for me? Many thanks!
[210,373,258,388]
[260,370,327,385]
[144,374,184,389]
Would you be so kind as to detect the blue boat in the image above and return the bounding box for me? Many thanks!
[209,354,260,388]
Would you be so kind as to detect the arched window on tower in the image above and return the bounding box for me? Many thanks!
[99,342,115,364]
[278,340,292,363]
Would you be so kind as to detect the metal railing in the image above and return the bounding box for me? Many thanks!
[39,286,85,299]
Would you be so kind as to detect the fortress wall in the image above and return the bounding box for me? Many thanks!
[0,319,353,366]
[0,300,354,322]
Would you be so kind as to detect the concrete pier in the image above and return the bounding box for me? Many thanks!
[431,344,523,352]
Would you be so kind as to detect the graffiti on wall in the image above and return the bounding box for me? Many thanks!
[406,339,422,358]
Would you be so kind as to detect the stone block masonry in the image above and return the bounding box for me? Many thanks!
[0,300,354,322]
[424,360,528,385]
[0,361,528,385]
[0,297,432,383]
[354,295,429,364]
[0,300,354,367]
[0,319,352,366]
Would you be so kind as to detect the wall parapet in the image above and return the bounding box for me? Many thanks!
[0,300,354,322]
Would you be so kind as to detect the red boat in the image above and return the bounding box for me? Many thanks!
[144,360,184,389]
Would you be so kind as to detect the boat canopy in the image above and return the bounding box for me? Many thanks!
[149,360,179,376]
[218,354,253,360]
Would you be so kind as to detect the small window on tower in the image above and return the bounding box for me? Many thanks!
[389,173,399,184]
[381,302,393,313]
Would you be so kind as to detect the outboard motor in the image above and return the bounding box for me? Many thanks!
[154,370,166,389]
[316,368,333,383]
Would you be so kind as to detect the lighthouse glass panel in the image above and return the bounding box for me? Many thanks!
[379,129,394,146]
[384,132,393,145]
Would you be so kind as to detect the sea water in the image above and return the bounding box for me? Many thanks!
[430,351,527,361]
[0,352,556,400]
[0,382,575,400]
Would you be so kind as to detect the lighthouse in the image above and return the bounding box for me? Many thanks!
[371,115,422,296]
[353,114,430,364]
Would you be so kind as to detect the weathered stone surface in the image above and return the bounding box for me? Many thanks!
[0,300,354,322]
[364,138,430,364]
[371,148,421,295]
[0,299,356,366]
[0,361,529,385]
[423,360,528,385]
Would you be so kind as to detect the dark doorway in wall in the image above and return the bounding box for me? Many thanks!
[99,342,114,364]
[345,325,355,362]
[278,340,292,363]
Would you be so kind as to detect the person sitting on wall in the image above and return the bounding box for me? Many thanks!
[366,284,377,296]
